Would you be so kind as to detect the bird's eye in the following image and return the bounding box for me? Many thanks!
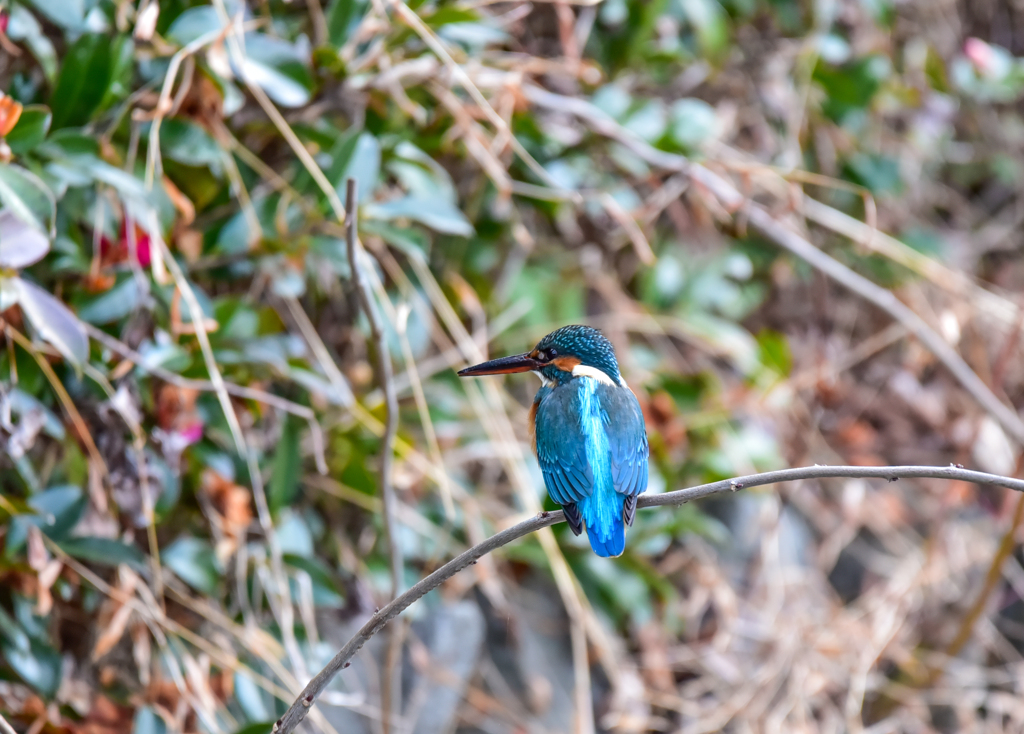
[548,348,558,358]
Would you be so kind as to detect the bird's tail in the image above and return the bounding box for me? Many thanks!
[586,512,625,557]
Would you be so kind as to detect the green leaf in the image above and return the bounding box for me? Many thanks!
[268,416,301,513]
[77,276,143,325]
[592,84,633,120]
[25,0,84,31]
[1,635,61,698]
[670,99,717,149]
[238,37,314,109]
[336,132,380,203]
[167,6,223,45]
[29,485,86,540]
[326,0,358,46]
[232,723,277,734]
[623,99,667,142]
[391,141,458,203]
[813,57,883,122]
[0,210,50,269]
[679,0,729,57]
[58,537,145,569]
[156,119,224,176]
[6,106,52,156]
[49,34,119,129]
[439,23,509,48]
[325,131,360,187]
[0,164,55,233]
[756,329,792,377]
[101,36,136,111]
[162,537,221,595]
[53,153,150,205]
[243,59,311,107]
[363,196,473,236]
[0,605,28,654]
[12,277,89,365]
[424,7,479,26]
[845,152,902,195]
[277,511,314,557]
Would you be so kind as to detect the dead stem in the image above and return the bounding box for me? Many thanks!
[344,177,405,733]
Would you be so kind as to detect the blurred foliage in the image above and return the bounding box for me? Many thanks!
[0,0,1022,730]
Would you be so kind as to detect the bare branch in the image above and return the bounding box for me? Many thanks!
[274,463,1024,734]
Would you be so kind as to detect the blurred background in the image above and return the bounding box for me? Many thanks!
[4,0,1024,731]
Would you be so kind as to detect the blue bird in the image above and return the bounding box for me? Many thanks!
[458,325,649,557]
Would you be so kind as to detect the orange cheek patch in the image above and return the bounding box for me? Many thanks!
[552,356,582,372]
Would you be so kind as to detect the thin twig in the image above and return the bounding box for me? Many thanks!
[344,177,404,732]
[274,464,1024,733]
[522,83,1024,448]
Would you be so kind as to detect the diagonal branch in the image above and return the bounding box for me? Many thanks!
[273,464,1024,734]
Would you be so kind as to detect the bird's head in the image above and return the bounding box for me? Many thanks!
[457,325,623,387]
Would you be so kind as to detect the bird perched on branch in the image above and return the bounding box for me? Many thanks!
[458,325,649,557]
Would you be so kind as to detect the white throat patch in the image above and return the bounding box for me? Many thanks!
[533,370,554,387]
[571,364,618,387]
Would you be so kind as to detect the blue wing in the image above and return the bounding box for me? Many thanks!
[596,383,649,500]
[534,384,594,511]
[533,380,648,507]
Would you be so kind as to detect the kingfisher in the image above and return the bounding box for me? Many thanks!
[458,325,648,557]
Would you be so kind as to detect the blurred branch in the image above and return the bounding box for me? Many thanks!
[275,464,1024,734]
[0,711,18,734]
[800,197,1024,334]
[522,84,1024,447]
[344,177,404,732]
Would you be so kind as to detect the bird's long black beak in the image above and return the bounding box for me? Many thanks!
[457,352,541,377]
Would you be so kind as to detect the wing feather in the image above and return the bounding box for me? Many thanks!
[534,382,594,506]
[597,383,649,498]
